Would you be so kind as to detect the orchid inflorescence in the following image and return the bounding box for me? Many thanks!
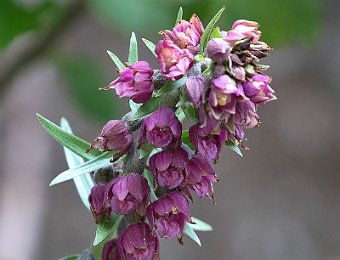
[38,7,276,260]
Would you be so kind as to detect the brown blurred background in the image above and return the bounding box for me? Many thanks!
[0,0,339,259]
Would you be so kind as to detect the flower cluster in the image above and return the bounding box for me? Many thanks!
[86,9,276,260]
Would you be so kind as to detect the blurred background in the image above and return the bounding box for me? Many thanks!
[0,0,339,259]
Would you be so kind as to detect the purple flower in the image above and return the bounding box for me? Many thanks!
[102,239,119,260]
[149,147,188,189]
[106,174,150,215]
[186,156,217,199]
[155,40,194,80]
[138,108,182,148]
[206,38,231,63]
[209,75,247,119]
[242,74,276,104]
[225,20,261,45]
[147,192,190,240]
[156,14,204,80]
[189,123,227,161]
[185,76,207,108]
[103,61,154,104]
[88,184,111,224]
[117,223,159,260]
[162,14,204,52]
[89,120,133,159]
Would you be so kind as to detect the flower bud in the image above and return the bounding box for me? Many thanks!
[147,192,190,240]
[103,61,154,104]
[185,76,207,108]
[242,74,276,104]
[106,174,150,215]
[117,223,159,260]
[225,20,261,45]
[138,108,182,148]
[102,240,119,260]
[149,147,188,189]
[89,120,133,159]
[206,38,230,63]
[186,156,217,199]
[88,184,111,224]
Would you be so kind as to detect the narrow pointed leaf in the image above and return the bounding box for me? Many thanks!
[61,118,94,210]
[128,32,138,64]
[181,130,194,150]
[226,140,243,157]
[50,152,113,186]
[189,217,213,231]
[184,222,201,246]
[107,50,125,71]
[93,215,122,246]
[142,38,156,57]
[37,114,102,160]
[175,7,183,24]
[129,100,141,112]
[210,27,221,39]
[199,7,225,55]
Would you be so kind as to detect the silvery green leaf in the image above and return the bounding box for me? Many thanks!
[184,222,201,246]
[226,140,243,157]
[107,50,125,70]
[142,38,156,57]
[189,217,213,231]
[93,215,122,246]
[128,32,138,64]
[50,152,113,186]
[37,114,102,161]
[58,255,80,260]
[199,7,225,55]
[175,7,183,24]
[60,118,94,210]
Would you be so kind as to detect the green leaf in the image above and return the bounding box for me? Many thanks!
[143,170,158,201]
[184,222,201,246]
[107,50,126,71]
[175,7,183,24]
[93,215,122,246]
[199,7,225,55]
[181,130,194,150]
[142,38,157,57]
[60,118,94,210]
[226,140,243,157]
[189,217,213,231]
[128,32,138,64]
[129,100,142,112]
[58,255,80,260]
[131,89,180,120]
[37,114,102,161]
[156,76,187,96]
[210,26,221,39]
[49,152,113,186]
[182,103,198,123]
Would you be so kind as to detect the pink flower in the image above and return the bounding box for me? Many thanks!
[225,20,261,45]
[104,61,153,104]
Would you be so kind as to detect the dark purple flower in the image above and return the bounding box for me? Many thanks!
[147,192,190,240]
[106,174,150,215]
[185,76,207,108]
[186,156,217,199]
[88,184,111,224]
[89,120,133,159]
[189,123,227,161]
[225,20,261,45]
[138,108,182,148]
[102,239,120,260]
[117,223,159,260]
[206,38,231,63]
[209,75,247,119]
[149,147,188,189]
[242,74,276,104]
[102,61,154,104]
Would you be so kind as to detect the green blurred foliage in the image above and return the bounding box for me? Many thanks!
[55,56,123,123]
[0,0,60,49]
